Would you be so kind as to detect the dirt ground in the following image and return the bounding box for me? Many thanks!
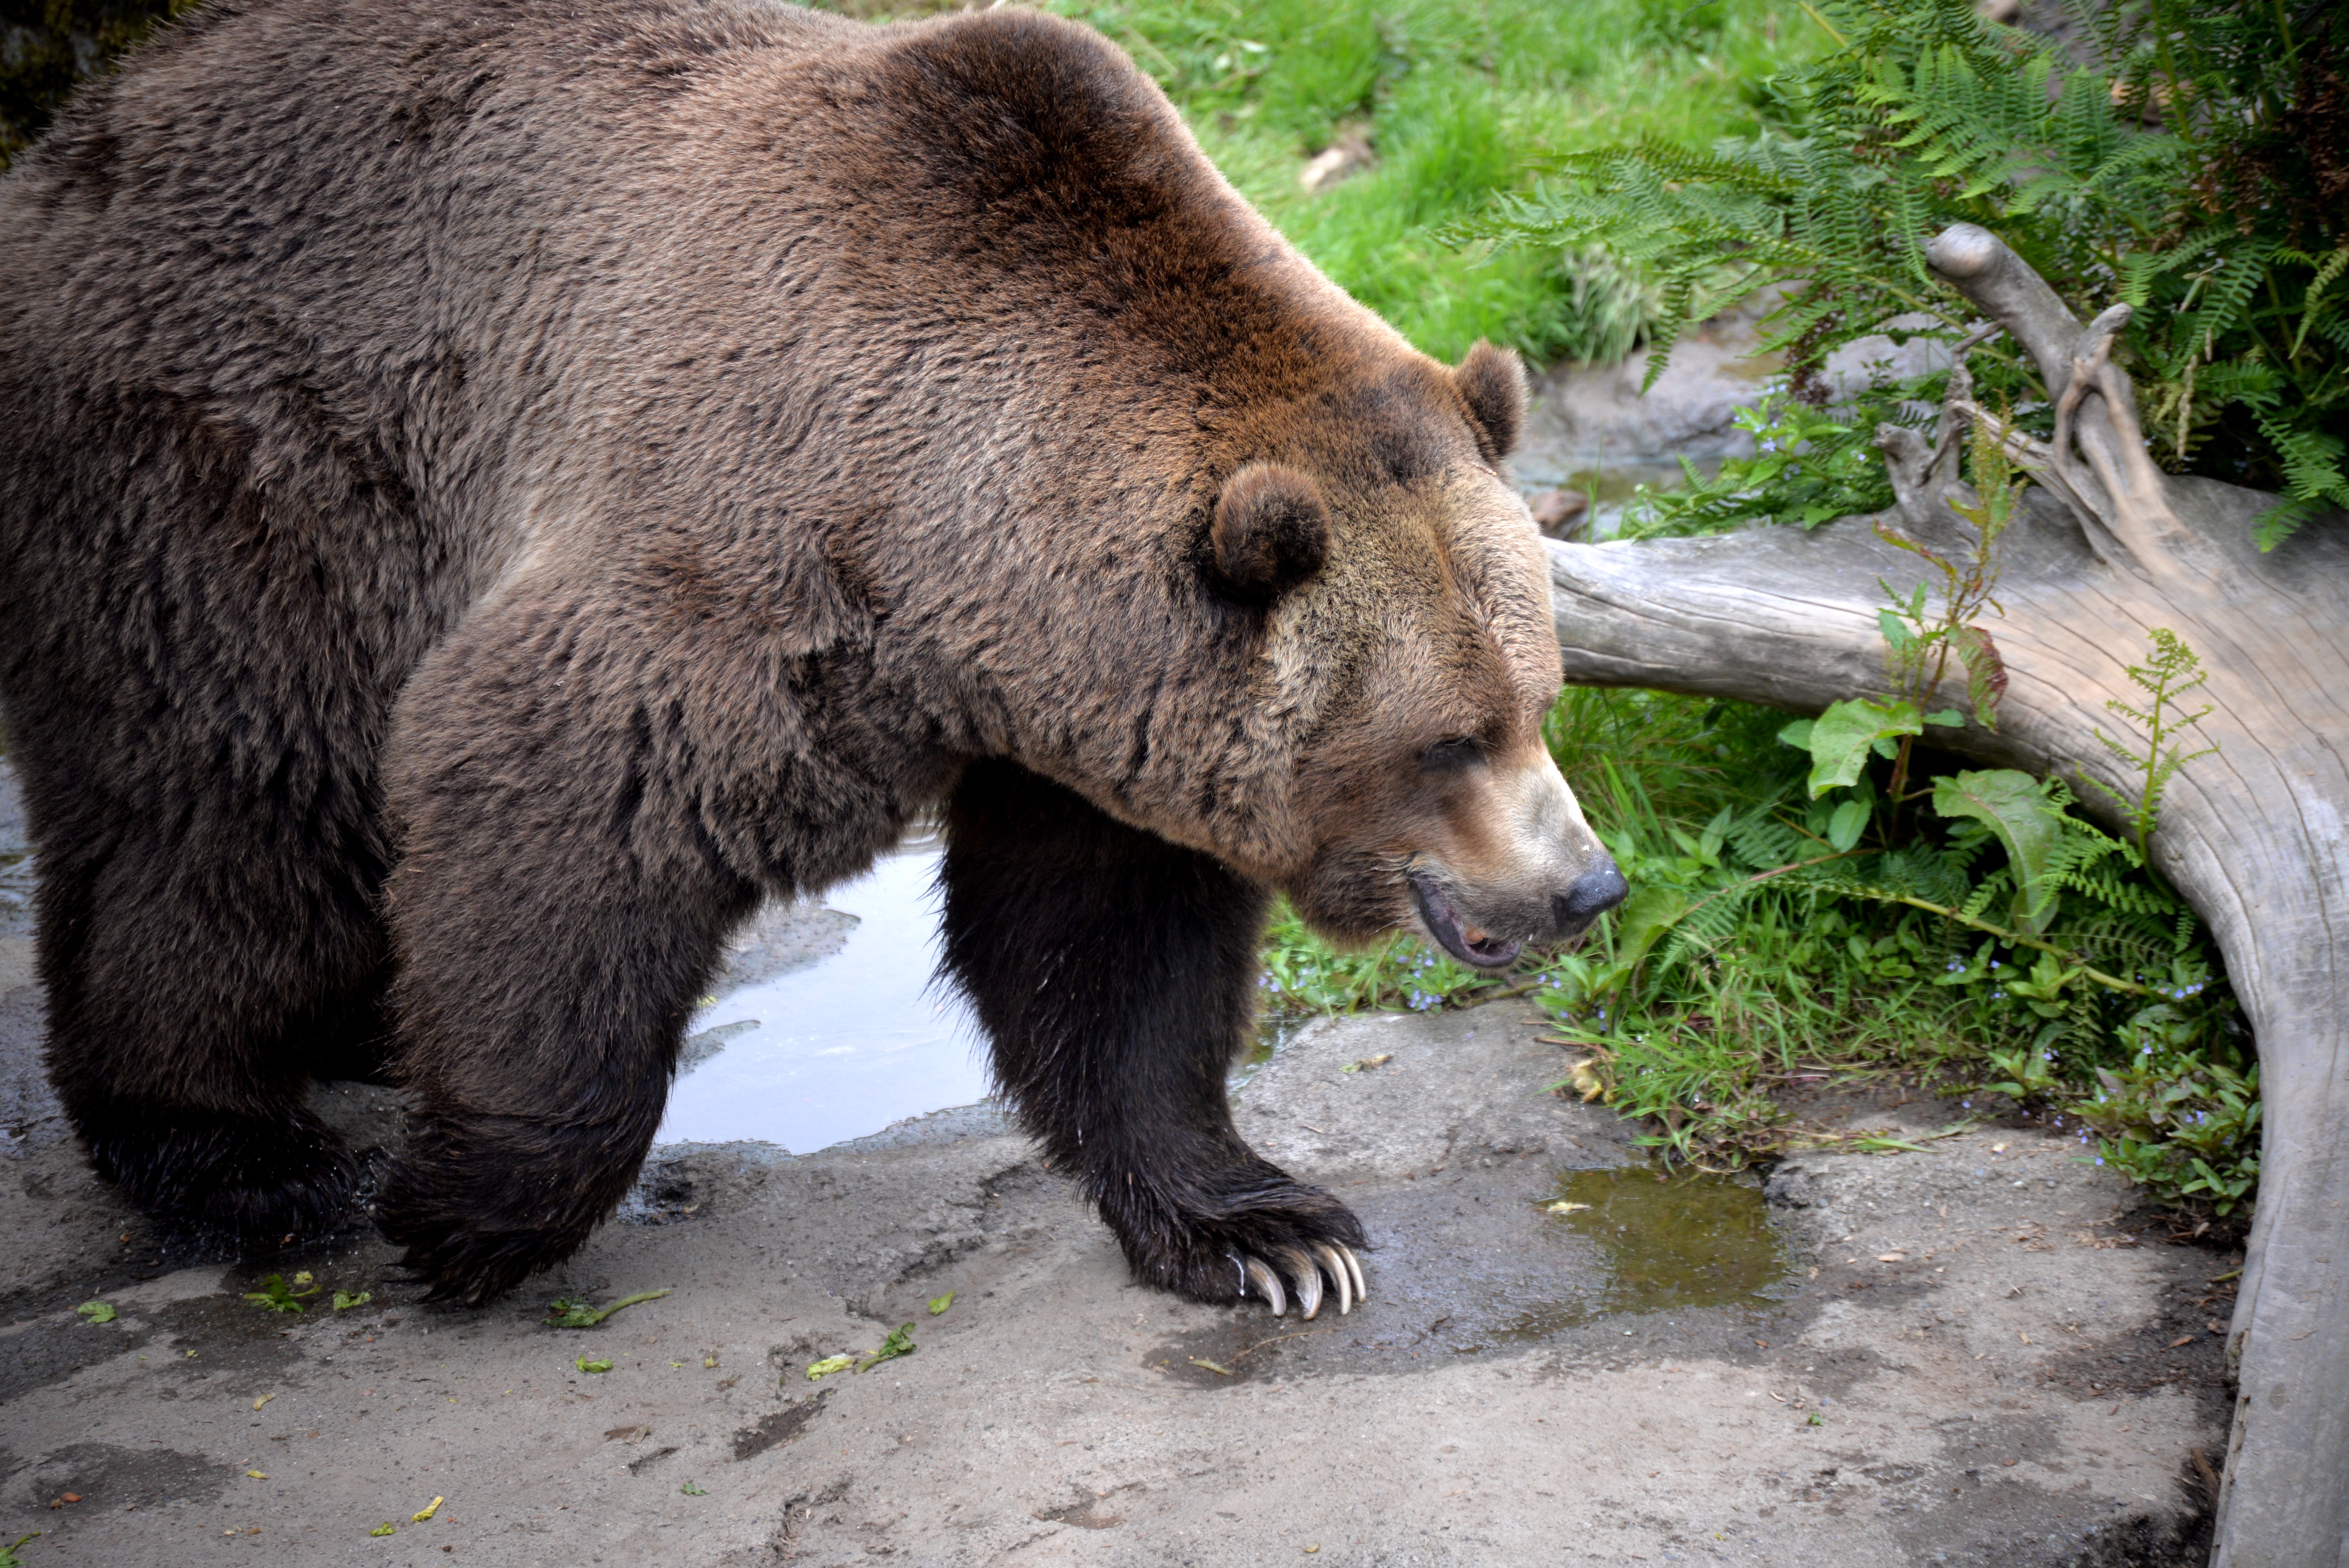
[2,917,2240,1568]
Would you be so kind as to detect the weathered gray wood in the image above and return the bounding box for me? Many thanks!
[1545,228,2349,1568]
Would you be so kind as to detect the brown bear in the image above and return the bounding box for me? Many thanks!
[0,0,1625,1313]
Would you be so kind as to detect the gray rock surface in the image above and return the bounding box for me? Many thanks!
[2,981,2232,1565]
[1513,296,1949,533]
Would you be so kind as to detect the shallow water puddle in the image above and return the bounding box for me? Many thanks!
[653,846,991,1152]
[0,759,31,942]
[1504,1165,1792,1335]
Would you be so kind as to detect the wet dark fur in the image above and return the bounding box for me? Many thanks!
[0,0,1540,1302]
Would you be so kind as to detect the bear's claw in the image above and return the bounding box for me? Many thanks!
[1236,1243,1363,1319]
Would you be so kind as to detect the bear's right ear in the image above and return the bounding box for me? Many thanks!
[1455,340,1526,462]
[1208,463,1329,606]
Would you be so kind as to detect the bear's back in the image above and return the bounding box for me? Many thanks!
[0,0,1385,538]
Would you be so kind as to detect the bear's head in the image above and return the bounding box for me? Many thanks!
[1197,342,1625,969]
[830,7,1624,966]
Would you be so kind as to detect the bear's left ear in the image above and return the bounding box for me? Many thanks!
[1208,462,1329,606]
[1455,340,1526,462]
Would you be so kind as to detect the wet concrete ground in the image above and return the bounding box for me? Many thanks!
[3,980,2233,1566]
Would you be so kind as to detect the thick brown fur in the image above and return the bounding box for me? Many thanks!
[0,0,1620,1303]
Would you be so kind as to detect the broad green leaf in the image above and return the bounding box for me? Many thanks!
[77,1300,116,1324]
[1803,698,1923,797]
[1612,885,1691,975]
[1777,719,1814,750]
[1698,805,1732,864]
[1923,709,1963,727]
[1827,799,1871,852]
[1931,769,2064,933]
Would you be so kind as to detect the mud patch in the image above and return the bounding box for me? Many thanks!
[9,1442,237,1511]
[1034,1491,1126,1530]
[733,1390,832,1461]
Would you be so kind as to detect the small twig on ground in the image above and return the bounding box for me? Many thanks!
[1232,1328,1329,1362]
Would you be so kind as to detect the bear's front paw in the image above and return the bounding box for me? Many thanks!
[1107,1169,1369,1319]
[1228,1239,1364,1320]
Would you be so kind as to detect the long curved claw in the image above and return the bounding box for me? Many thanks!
[1341,1244,1366,1304]
[1278,1247,1323,1320]
[1241,1254,1287,1316]
[1314,1244,1353,1316]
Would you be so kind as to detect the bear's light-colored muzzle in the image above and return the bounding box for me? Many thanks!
[1406,747,1626,969]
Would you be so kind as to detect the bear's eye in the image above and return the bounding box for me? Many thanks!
[1419,736,1485,772]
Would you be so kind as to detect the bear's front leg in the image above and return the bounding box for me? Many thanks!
[941,760,1364,1318]
[373,613,763,1305]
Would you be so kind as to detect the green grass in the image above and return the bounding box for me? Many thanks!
[1044,0,1821,363]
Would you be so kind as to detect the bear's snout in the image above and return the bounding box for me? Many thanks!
[1399,749,1629,969]
[1552,859,1629,937]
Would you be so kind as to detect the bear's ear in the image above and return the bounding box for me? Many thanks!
[1208,463,1329,606]
[1455,340,1526,461]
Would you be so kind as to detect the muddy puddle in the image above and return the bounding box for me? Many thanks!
[1149,1164,1794,1384]
[1504,1164,1793,1332]
[654,845,992,1153]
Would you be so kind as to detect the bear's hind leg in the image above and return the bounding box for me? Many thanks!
[33,788,387,1242]
[941,760,1363,1317]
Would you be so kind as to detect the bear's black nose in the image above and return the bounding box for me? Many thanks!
[1553,861,1629,933]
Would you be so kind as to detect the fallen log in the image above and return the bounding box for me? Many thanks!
[1545,223,2349,1568]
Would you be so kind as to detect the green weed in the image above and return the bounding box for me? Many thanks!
[855,1324,918,1372]
[2085,629,2219,863]
[243,1272,317,1315]
[1302,682,2254,1218]
[543,1288,672,1329]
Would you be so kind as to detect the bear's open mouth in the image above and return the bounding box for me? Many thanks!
[1408,874,1524,970]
